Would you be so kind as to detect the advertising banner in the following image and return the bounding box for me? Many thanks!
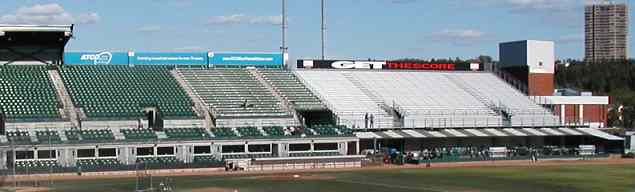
[385,61,481,71]
[64,51,129,65]
[297,59,482,71]
[210,52,283,66]
[297,60,385,69]
[130,52,207,65]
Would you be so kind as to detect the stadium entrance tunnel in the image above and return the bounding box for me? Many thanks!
[143,106,163,131]
[298,110,336,127]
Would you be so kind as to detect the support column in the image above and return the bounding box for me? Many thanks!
[560,104,566,124]
[579,105,584,125]
[356,141,360,155]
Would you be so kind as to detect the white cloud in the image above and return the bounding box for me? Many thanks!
[432,29,485,39]
[137,25,161,33]
[205,14,282,25]
[0,3,99,25]
[427,29,487,46]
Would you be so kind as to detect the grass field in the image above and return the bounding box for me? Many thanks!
[12,163,635,192]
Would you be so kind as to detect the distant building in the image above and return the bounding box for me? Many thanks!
[499,40,555,96]
[585,1,629,61]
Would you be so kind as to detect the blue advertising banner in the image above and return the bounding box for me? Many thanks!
[64,51,129,65]
[130,52,207,65]
[210,53,283,66]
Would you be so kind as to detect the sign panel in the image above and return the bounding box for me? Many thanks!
[211,53,283,66]
[64,51,129,65]
[131,52,207,65]
[297,59,482,71]
[297,60,384,69]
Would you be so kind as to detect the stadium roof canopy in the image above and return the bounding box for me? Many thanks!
[356,128,623,141]
[0,24,73,65]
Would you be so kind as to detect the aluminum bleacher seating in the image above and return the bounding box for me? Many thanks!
[296,70,559,128]
[295,70,394,128]
[451,73,560,126]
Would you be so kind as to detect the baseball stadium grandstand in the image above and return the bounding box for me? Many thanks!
[0,25,623,176]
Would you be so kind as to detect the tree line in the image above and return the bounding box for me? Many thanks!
[555,59,635,128]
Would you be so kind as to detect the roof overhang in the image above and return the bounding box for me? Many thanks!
[532,96,609,105]
[0,25,73,65]
[0,25,73,34]
[356,128,623,141]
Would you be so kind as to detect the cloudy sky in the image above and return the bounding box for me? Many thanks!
[0,0,633,60]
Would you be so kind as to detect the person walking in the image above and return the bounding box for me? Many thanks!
[370,114,375,128]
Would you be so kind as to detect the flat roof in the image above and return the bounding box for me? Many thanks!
[0,25,73,33]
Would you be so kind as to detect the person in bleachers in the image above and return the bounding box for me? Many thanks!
[370,114,374,128]
[364,113,369,128]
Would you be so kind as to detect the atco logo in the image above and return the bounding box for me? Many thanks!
[331,61,385,69]
[80,52,113,64]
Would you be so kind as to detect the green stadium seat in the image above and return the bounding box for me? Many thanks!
[0,65,61,120]
[164,128,209,140]
[59,65,196,119]
[121,129,157,140]
[258,69,326,111]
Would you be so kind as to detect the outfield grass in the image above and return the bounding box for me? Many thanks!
[40,164,635,192]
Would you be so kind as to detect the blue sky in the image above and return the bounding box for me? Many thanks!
[0,0,633,60]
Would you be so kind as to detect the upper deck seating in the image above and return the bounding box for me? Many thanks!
[60,65,196,119]
[0,65,60,120]
[178,68,289,118]
[258,69,325,111]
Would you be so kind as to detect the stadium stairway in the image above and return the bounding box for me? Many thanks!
[171,70,213,129]
[248,69,301,124]
[155,131,168,139]
[48,69,80,127]
[445,75,503,114]
[341,72,398,128]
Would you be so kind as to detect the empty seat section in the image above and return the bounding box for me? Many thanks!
[258,69,325,110]
[452,73,559,126]
[289,152,340,157]
[15,160,61,172]
[76,158,122,170]
[262,126,286,137]
[0,65,60,120]
[65,129,115,142]
[295,70,394,128]
[6,131,31,144]
[164,128,209,139]
[35,130,62,143]
[236,127,263,138]
[193,155,224,166]
[211,128,238,138]
[177,68,289,118]
[137,156,180,168]
[121,129,157,140]
[59,65,195,119]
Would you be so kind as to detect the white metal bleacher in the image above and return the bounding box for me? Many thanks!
[295,70,394,128]
[296,70,559,128]
[454,73,559,126]
[349,71,501,128]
